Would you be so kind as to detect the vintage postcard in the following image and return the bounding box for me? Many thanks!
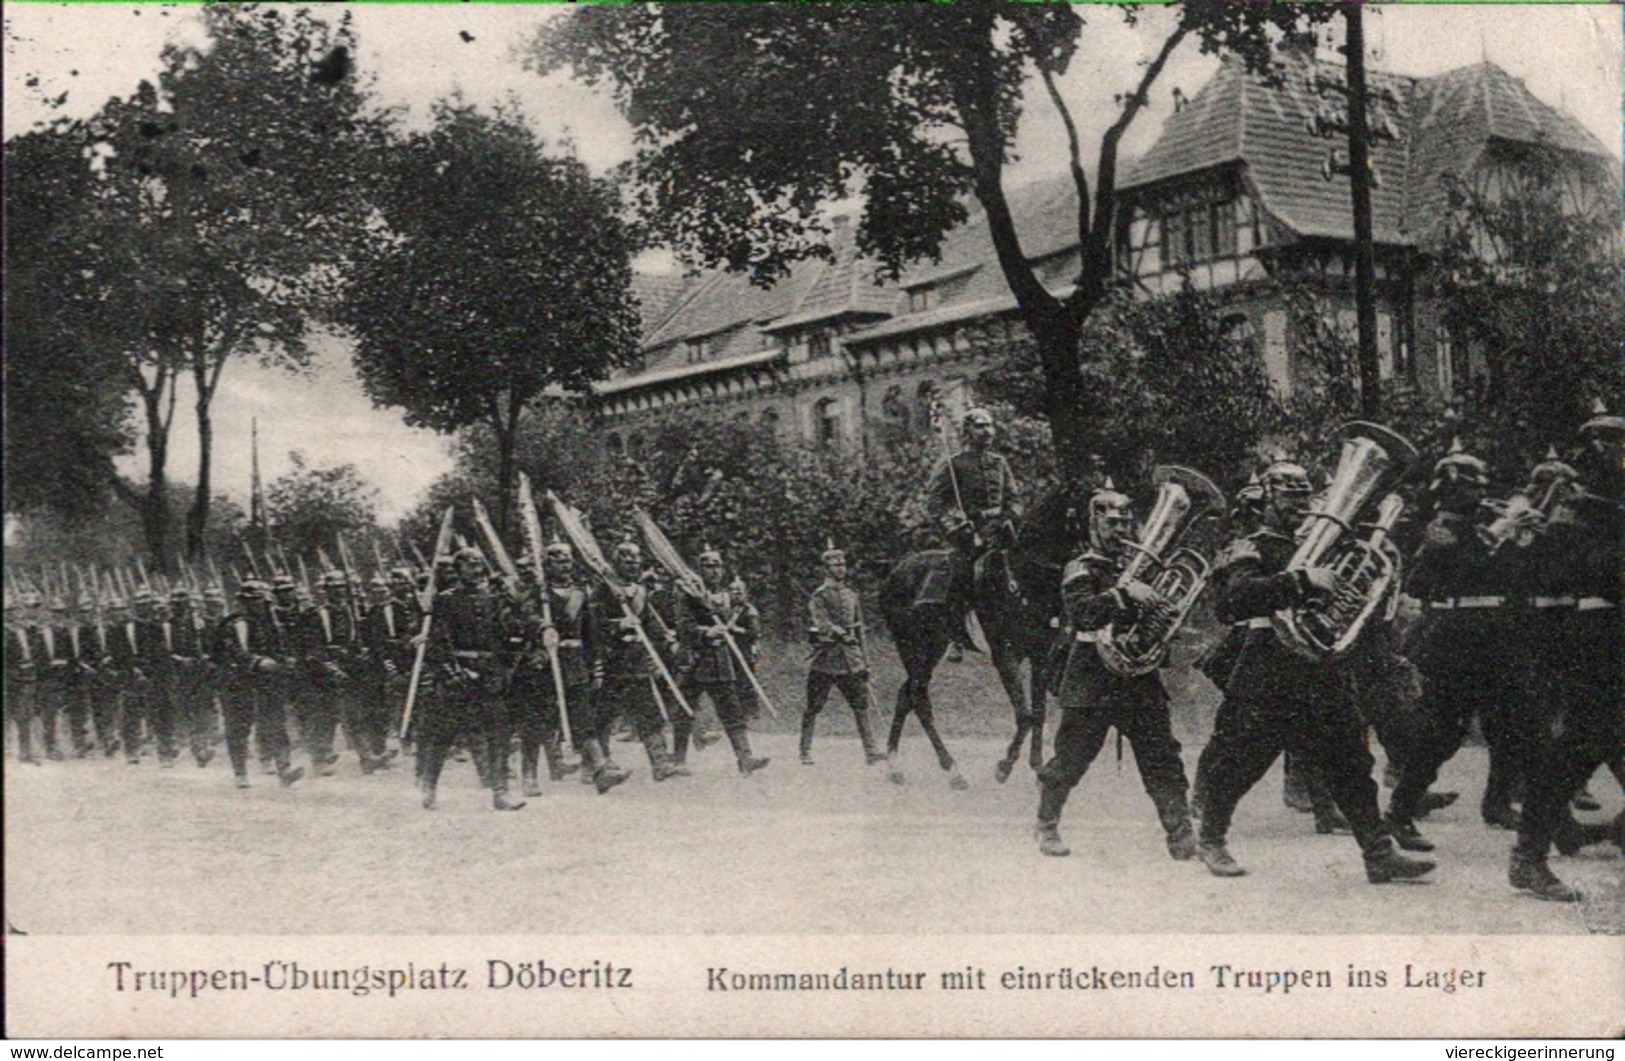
[4,1,1621,1040]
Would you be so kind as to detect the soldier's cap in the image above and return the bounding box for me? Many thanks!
[389,567,416,583]
[454,546,484,565]
[821,546,846,565]
[21,589,45,607]
[320,568,348,584]
[1431,440,1490,489]
[169,585,194,601]
[271,574,297,592]
[204,586,225,600]
[614,540,642,559]
[1528,449,1579,488]
[132,589,159,604]
[1233,472,1266,511]
[1088,477,1132,518]
[963,407,995,429]
[1262,460,1313,495]
[50,596,71,612]
[543,541,573,561]
[237,579,271,598]
[698,544,723,566]
[104,595,129,610]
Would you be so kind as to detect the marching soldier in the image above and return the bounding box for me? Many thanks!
[1384,441,1522,850]
[673,546,769,776]
[59,596,101,759]
[1509,410,1624,901]
[37,595,78,761]
[1033,482,1197,861]
[1194,458,1435,883]
[211,579,305,789]
[356,570,414,773]
[5,591,45,764]
[415,547,526,810]
[593,540,687,782]
[167,585,218,768]
[277,576,341,777]
[800,544,885,766]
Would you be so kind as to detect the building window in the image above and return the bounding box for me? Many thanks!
[1435,322,1455,396]
[685,336,711,363]
[907,286,935,314]
[1156,193,1245,268]
[814,397,842,447]
[808,331,832,360]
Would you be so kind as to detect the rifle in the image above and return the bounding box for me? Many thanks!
[546,491,693,720]
[400,506,457,740]
[930,396,979,549]
[518,473,574,745]
[633,508,779,719]
[469,498,523,600]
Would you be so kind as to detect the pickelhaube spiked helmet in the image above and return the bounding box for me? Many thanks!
[1430,436,1490,490]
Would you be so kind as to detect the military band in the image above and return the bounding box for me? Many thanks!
[5,408,1620,904]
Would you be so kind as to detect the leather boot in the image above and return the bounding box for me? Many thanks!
[1509,851,1582,902]
[419,743,447,808]
[728,728,769,776]
[1199,841,1247,877]
[1385,813,1435,852]
[522,765,543,799]
[543,733,579,781]
[1363,837,1435,883]
[1036,785,1070,856]
[854,709,886,764]
[798,714,817,765]
[491,786,526,811]
[1282,755,1313,812]
[277,756,304,788]
[643,730,689,781]
[1165,817,1197,861]
[672,720,692,766]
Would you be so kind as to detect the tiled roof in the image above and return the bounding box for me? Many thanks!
[629,273,698,337]
[1125,56,1612,248]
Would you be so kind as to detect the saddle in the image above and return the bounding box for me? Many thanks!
[909,548,1002,653]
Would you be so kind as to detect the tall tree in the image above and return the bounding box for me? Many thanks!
[3,123,134,521]
[37,5,380,566]
[529,1,1332,470]
[343,100,641,533]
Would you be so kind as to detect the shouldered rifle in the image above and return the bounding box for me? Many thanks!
[633,508,779,719]
[400,506,457,740]
[546,490,693,719]
[518,474,573,744]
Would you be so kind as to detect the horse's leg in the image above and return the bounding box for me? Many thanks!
[1030,649,1050,772]
[886,663,915,785]
[912,680,967,790]
[992,643,1032,784]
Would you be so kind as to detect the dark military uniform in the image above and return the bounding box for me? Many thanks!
[1195,528,1408,872]
[211,600,302,787]
[1036,550,1194,857]
[1511,490,1622,891]
[593,575,685,780]
[418,576,524,808]
[675,582,767,774]
[925,449,1021,550]
[5,616,44,763]
[1389,508,1525,830]
[281,599,349,774]
[507,577,595,792]
[357,587,416,770]
[165,600,218,766]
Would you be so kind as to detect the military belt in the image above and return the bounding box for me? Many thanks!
[1428,596,1504,610]
[453,650,498,660]
[1245,617,1274,630]
[1072,630,1101,644]
[1532,596,1577,609]
[1577,598,1617,612]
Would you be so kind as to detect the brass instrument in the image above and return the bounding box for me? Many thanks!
[1097,465,1226,677]
[1478,462,1577,553]
[1273,422,1417,662]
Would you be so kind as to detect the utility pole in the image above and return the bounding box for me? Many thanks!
[1344,3,1382,418]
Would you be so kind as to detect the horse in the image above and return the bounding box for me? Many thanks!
[878,485,1081,787]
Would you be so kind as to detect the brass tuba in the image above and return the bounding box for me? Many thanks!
[1273,422,1417,662]
[1098,466,1227,677]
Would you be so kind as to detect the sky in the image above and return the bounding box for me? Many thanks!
[5,3,1620,524]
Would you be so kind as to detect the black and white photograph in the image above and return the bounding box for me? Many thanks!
[4,0,1622,1041]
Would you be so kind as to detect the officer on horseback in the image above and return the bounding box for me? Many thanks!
[922,408,1022,651]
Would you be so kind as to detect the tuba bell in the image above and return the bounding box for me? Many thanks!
[1272,422,1417,662]
[1098,466,1227,677]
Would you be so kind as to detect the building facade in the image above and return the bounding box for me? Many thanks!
[591,55,1616,450]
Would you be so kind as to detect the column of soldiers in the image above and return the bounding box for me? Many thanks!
[5,406,1619,902]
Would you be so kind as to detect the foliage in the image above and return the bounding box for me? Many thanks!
[6,485,247,576]
[343,99,640,534]
[264,451,381,563]
[3,125,135,520]
[4,5,382,565]
[529,3,1333,466]
[1425,144,1623,483]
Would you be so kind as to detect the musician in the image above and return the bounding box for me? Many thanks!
[800,544,886,766]
[673,546,769,776]
[593,540,687,782]
[1194,457,1435,883]
[1033,481,1196,861]
[1509,411,1624,901]
[413,547,526,810]
[210,579,304,789]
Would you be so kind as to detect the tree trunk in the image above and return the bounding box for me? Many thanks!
[139,399,171,573]
[1031,308,1093,477]
[185,379,214,565]
[493,415,517,541]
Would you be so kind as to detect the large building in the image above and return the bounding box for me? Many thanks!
[591,53,1616,453]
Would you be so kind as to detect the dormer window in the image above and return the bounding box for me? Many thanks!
[685,336,711,363]
[808,331,832,360]
[907,285,935,314]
